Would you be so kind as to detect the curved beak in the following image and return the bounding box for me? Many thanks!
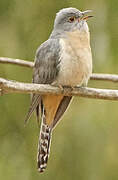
[80,10,93,21]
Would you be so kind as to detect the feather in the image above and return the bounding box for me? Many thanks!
[52,96,72,128]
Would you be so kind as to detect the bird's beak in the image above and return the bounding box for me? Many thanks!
[80,10,93,21]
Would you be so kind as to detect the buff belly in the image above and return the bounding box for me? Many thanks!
[55,31,92,86]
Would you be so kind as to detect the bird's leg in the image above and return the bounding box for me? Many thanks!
[51,82,64,92]
[58,84,64,91]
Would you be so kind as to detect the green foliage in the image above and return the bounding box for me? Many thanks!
[0,0,118,179]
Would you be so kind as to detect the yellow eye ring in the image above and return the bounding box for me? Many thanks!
[68,16,76,23]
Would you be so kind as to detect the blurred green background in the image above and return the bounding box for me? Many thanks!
[0,0,118,180]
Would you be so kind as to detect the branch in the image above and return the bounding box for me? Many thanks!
[0,78,118,101]
[90,73,118,83]
[0,57,118,83]
[0,57,34,68]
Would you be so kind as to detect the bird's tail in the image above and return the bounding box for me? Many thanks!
[37,118,52,173]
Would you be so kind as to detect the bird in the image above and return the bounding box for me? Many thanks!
[25,7,93,173]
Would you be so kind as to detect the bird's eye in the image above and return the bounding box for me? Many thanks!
[68,16,75,23]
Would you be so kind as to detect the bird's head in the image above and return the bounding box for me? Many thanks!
[53,7,93,34]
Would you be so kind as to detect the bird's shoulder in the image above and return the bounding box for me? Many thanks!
[35,38,60,66]
[33,38,61,84]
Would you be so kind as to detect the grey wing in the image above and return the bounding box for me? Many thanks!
[25,39,61,123]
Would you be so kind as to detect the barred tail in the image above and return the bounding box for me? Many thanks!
[37,121,52,173]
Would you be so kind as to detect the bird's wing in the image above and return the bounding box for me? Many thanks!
[25,39,61,123]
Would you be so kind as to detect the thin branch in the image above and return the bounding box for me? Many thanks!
[91,73,118,83]
[0,78,118,101]
[0,57,34,68]
[0,57,118,83]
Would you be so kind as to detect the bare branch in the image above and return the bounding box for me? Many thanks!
[0,57,34,68]
[0,57,118,100]
[0,77,118,101]
[0,57,118,83]
[91,73,118,83]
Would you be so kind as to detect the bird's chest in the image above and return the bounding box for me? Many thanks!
[56,32,92,86]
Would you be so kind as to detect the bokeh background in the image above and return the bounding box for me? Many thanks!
[0,0,118,180]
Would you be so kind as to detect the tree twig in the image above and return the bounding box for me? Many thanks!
[91,73,118,83]
[0,57,34,68]
[0,57,118,101]
[0,57,118,83]
[0,77,118,101]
